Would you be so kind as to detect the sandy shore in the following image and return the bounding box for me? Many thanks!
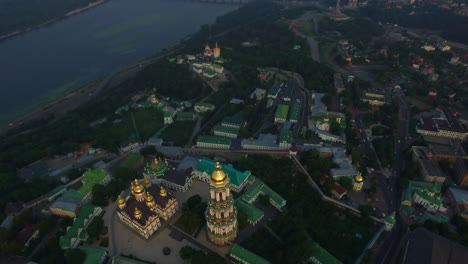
[0,0,107,41]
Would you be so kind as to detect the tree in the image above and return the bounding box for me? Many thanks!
[238,211,249,230]
[179,246,195,260]
[338,177,353,190]
[65,248,85,264]
[258,194,270,205]
[91,184,108,206]
[87,217,103,240]
[163,246,171,256]
[112,167,135,183]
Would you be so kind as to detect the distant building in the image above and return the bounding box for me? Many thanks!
[274,104,289,123]
[79,246,108,264]
[360,89,389,106]
[250,88,267,101]
[454,159,468,187]
[421,45,436,51]
[329,147,358,179]
[448,188,468,221]
[279,129,292,149]
[313,128,344,144]
[163,111,173,124]
[309,241,343,264]
[59,205,103,249]
[194,102,215,113]
[402,228,468,264]
[214,125,239,139]
[196,135,231,149]
[230,244,271,264]
[242,180,286,211]
[416,109,468,140]
[193,159,251,192]
[176,111,196,121]
[155,168,193,192]
[120,138,140,154]
[221,115,246,129]
[353,173,364,191]
[50,198,81,218]
[79,169,111,203]
[411,146,446,183]
[241,134,278,150]
[289,103,301,123]
[401,181,447,221]
[331,182,347,199]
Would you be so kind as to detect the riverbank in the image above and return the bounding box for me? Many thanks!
[0,0,107,41]
[0,45,182,135]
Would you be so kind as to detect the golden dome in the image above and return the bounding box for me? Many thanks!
[145,192,154,202]
[160,186,167,197]
[211,162,227,184]
[355,173,364,183]
[134,207,142,219]
[144,176,151,186]
[117,195,125,205]
[133,179,145,194]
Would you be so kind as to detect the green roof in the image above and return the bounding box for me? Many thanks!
[279,129,292,144]
[78,169,108,196]
[264,67,279,74]
[115,105,129,114]
[235,200,264,223]
[222,115,245,127]
[121,154,143,169]
[401,181,442,208]
[79,246,107,264]
[276,73,288,81]
[163,111,171,117]
[176,111,195,118]
[195,159,250,187]
[62,189,84,202]
[419,212,449,223]
[60,204,98,248]
[384,213,396,225]
[214,125,239,136]
[242,180,286,208]
[310,241,343,264]
[268,82,281,96]
[230,244,271,264]
[112,255,150,264]
[47,185,66,198]
[275,104,289,120]
[289,103,301,121]
[197,135,231,146]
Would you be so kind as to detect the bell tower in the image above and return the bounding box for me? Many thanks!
[205,162,237,245]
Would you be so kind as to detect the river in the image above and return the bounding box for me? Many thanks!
[0,0,236,125]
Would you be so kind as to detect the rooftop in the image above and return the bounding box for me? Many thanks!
[242,180,286,208]
[275,104,289,120]
[61,189,84,202]
[241,134,278,149]
[230,244,271,264]
[79,246,107,264]
[234,199,264,223]
[279,129,292,144]
[214,125,239,136]
[197,135,231,146]
[78,169,108,196]
[196,159,250,187]
[46,185,66,198]
[60,204,99,248]
[50,198,80,213]
[310,241,343,264]
[449,188,468,204]
[289,103,301,121]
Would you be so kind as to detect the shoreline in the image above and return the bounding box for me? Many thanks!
[0,0,107,42]
[0,44,184,136]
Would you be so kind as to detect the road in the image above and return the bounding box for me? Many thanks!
[292,11,321,63]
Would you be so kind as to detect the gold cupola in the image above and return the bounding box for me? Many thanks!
[117,195,126,209]
[144,175,151,187]
[134,207,142,219]
[133,179,145,195]
[145,192,155,207]
[211,162,227,185]
[160,186,167,197]
[355,173,364,183]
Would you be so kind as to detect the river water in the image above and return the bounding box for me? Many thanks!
[0,0,236,125]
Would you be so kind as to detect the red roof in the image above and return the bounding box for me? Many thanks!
[16,224,39,246]
[332,182,347,195]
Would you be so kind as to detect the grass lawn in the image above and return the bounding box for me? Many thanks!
[160,121,196,146]
[319,40,336,65]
